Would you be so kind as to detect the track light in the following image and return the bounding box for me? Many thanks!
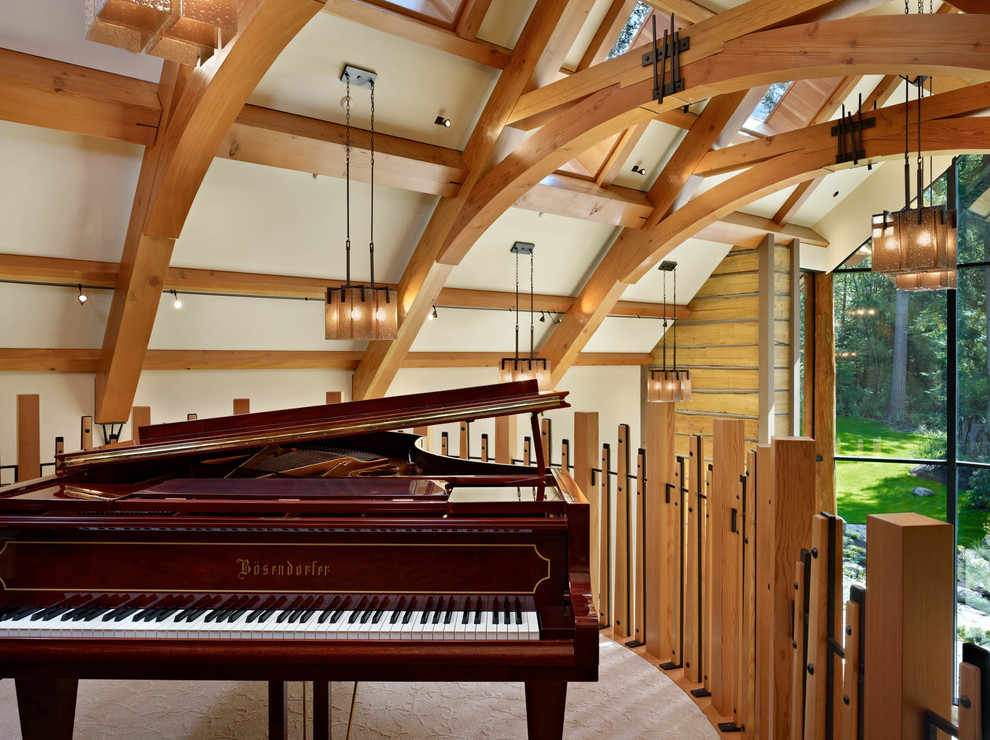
[77,285,88,305]
[539,311,546,323]
[427,305,438,321]
[631,165,646,175]
[434,115,451,128]
[553,314,562,325]
[171,290,183,309]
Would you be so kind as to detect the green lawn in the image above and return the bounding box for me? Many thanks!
[835,416,989,546]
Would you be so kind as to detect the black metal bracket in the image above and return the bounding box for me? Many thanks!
[717,722,742,733]
[690,687,711,698]
[832,94,875,165]
[510,241,535,255]
[659,660,682,670]
[624,639,645,648]
[642,14,688,104]
[99,422,125,445]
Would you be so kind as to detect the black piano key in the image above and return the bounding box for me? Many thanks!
[431,609,442,625]
[83,606,115,621]
[155,607,179,622]
[420,610,431,625]
[35,605,72,621]
[246,609,265,624]
[504,601,511,623]
[113,606,143,622]
[297,610,316,624]
[258,609,277,622]
[70,606,102,621]
[474,608,482,625]
[276,609,292,624]
[348,609,362,624]
[224,609,246,624]
[329,609,345,624]
[443,608,452,625]
[492,607,499,625]
[2,605,40,621]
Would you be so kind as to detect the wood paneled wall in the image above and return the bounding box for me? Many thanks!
[659,241,798,455]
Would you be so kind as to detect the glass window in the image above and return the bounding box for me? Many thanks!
[751,82,792,122]
[606,2,652,60]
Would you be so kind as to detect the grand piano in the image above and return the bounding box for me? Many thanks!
[0,381,598,739]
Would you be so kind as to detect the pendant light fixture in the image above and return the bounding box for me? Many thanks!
[326,65,397,341]
[648,261,691,403]
[499,242,551,390]
[871,1,956,289]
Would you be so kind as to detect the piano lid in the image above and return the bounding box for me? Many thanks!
[61,381,568,471]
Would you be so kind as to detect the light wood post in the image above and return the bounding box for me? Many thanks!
[864,513,953,740]
[541,417,551,463]
[958,662,981,740]
[841,592,864,740]
[685,435,704,684]
[631,447,646,646]
[524,437,532,466]
[614,424,630,639]
[495,414,517,463]
[80,416,93,451]
[130,406,151,444]
[481,434,489,462]
[754,444,773,739]
[599,443,612,628]
[574,412,600,621]
[325,391,342,404]
[790,552,811,740]
[758,233,775,445]
[711,418,746,717]
[186,413,198,420]
[16,394,40,482]
[814,273,836,513]
[738,449,758,737]
[233,398,250,415]
[645,401,675,660]
[459,421,469,460]
[441,432,449,457]
[770,437,817,739]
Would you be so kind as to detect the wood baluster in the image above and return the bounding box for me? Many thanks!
[481,433,489,462]
[80,415,93,451]
[524,437,532,467]
[459,421,469,460]
[684,435,703,685]
[414,425,432,452]
[599,442,612,628]
[575,413,599,615]
[626,447,646,648]
[17,394,40,482]
[614,424,630,640]
[790,550,811,740]
[441,432,449,457]
[841,588,865,740]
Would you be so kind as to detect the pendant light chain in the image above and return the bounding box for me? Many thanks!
[514,249,520,364]
[664,272,669,372]
[344,73,351,286]
[369,80,376,288]
[529,251,535,361]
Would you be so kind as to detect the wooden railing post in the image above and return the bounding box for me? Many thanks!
[16,394,40,482]
[614,424,630,639]
[495,414,517,464]
[645,401,675,661]
[864,513,953,740]
[130,406,150,444]
[574,412,599,616]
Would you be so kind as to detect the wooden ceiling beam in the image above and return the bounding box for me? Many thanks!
[220,104,467,197]
[0,349,656,373]
[576,0,639,72]
[94,0,327,423]
[651,0,717,25]
[507,0,888,130]
[322,0,510,69]
[0,48,160,146]
[351,0,593,401]
[0,252,690,318]
[943,1,990,12]
[454,0,493,40]
[697,77,990,178]
[772,177,822,224]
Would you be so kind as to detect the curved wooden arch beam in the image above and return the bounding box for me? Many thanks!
[440,13,990,268]
[541,115,990,385]
[94,0,326,422]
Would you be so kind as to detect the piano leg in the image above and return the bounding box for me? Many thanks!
[15,678,78,740]
[313,680,331,740]
[524,681,567,740]
[268,680,288,740]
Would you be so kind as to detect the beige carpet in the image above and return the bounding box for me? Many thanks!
[0,636,717,738]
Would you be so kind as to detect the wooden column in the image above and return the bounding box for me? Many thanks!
[614,424,630,639]
[495,414,517,463]
[599,442,612,627]
[326,391,342,404]
[645,401,675,660]
[631,447,646,646]
[802,275,815,438]
[130,405,150,444]
[813,273,836,513]
[770,437,817,739]
[864,513,953,740]
[16,394,40,482]
[233,398,250,415]
[789,241,801,436]
[711,418,746,717]
[574,412,599,615]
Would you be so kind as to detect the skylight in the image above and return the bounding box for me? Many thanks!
[606,1,652,60]
[750,82,792,122]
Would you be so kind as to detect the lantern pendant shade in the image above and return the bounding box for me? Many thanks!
[499,358,551,391]
[325,286,397,341]
[892,269,957,292]
[647,368,691,403]
[871,208,957,278]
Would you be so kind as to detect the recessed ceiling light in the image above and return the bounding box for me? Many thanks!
[434,115,451,128]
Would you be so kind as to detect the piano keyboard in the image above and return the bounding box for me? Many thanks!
[0,595,541,641]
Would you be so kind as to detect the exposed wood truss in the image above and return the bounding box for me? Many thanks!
[94,0,328,423]
[0,253,690,319]
[539,91,990,381]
